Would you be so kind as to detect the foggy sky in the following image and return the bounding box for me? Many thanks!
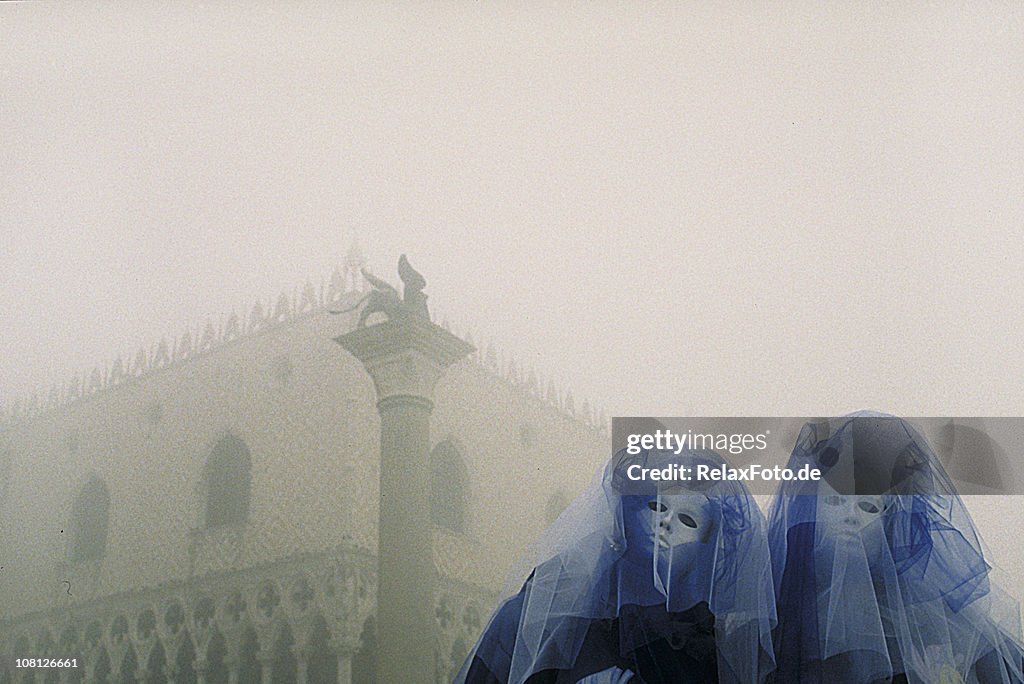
[3,2,1024,421]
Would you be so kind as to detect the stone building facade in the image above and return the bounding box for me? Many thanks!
[0,258,608,683]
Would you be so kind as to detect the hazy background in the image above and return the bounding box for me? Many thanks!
[3,2,1024,598]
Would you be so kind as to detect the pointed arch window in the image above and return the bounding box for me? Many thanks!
[430,440,469,533]
[204,435,252,527]
[69,478,110,562]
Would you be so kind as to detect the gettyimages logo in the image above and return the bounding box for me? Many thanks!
[625,429,769,456]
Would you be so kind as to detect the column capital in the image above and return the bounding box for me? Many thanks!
[334,317,474,402]
[255,652,277,666]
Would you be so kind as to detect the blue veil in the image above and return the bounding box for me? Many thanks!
[456,448,777,683]
[768,413,1024,683]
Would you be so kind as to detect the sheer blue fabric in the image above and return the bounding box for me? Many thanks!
[456,448,777,683]
[768,413,1024,683]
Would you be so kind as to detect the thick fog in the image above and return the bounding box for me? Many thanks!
[3,1,1024,612]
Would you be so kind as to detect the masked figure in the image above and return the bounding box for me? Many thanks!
[456,448,777,684]
[769,413,1024,683]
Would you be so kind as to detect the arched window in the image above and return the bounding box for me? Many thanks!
[204,436,252,527]
[69,478,110,562]
[430,440,469,533]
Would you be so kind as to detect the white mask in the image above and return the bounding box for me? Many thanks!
[644,494,713,549]
[815,489,888,544]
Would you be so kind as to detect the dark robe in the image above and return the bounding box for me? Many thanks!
[463,575,718,684]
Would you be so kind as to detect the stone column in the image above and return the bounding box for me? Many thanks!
[335,316,473,684]
[334,652,353,684]
[225,658,240,684]
[327,636,357,684]
[257,654,274,684]
[194,658,208,684]
[292,646,308,684]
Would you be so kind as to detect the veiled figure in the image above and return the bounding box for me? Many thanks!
[456,448,777,684]
[768,413,1024,683]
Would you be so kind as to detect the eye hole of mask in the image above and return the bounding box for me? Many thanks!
[678,513,698,528]
[647,500,667,513]
[817,446,840,468]
[858,501,881,514]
